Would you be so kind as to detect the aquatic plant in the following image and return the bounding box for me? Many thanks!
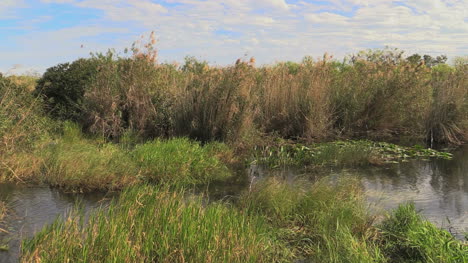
[34,44,467,145]
[252,140,453,168]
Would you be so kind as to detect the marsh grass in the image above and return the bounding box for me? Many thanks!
[172,61,256,142]
[379,203,468,262]
[20,177,468,262]
[427,65,468,146]
[255,58,333,140]
[132,137,232,186]
[238,176,385,262]
[21,185,290,263]
[37,123,233,192]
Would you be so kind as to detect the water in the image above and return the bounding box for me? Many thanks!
[0,146,466,262]
[250,146,468,238]
[359,146,468,238]
[0,185,110,263]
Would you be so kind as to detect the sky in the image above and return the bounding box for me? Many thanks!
[1,0,467,74]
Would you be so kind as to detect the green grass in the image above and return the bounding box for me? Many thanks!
[379,203,468,263]
[238,176,386,262]
[41,123,139,192]
[132,138,232,186]
[21,185,290,263]
[37,123,233,192]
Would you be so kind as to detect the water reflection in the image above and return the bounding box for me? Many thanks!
[0,184,109,263]
[348,146,468,238]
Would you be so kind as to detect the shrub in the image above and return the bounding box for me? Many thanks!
[35,58,98,121]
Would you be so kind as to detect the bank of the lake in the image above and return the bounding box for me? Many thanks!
[0,146,467,262]
[20,178,468,263]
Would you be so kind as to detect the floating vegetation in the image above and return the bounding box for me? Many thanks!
[252,140,453,168]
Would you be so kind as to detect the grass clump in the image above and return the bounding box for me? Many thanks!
[42,122,138,192]
[238,177,385,262]
[21,185,289,263]
[37,123,233,192]
[132,137,232,186]
[379,203,468,263]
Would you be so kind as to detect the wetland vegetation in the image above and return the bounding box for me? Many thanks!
[0,42,467,262]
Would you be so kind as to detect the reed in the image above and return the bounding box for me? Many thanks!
[0,201,5,222]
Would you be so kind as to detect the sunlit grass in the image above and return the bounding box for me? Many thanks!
[21,185,290,263]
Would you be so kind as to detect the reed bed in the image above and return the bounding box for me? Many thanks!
[31,46,467,146]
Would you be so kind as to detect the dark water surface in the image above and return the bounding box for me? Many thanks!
[0,186,110,263]
[0,146,467,262]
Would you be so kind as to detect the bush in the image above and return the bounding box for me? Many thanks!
[35,58,98,121]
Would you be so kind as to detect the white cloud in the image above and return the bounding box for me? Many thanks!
[0,0,26,17]
[2,0,467,73]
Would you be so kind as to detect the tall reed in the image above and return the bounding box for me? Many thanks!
[255,57,333,140]
[172,61,256,142]
[426,64,468,146]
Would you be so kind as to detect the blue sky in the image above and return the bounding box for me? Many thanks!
[1,0,467,74]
